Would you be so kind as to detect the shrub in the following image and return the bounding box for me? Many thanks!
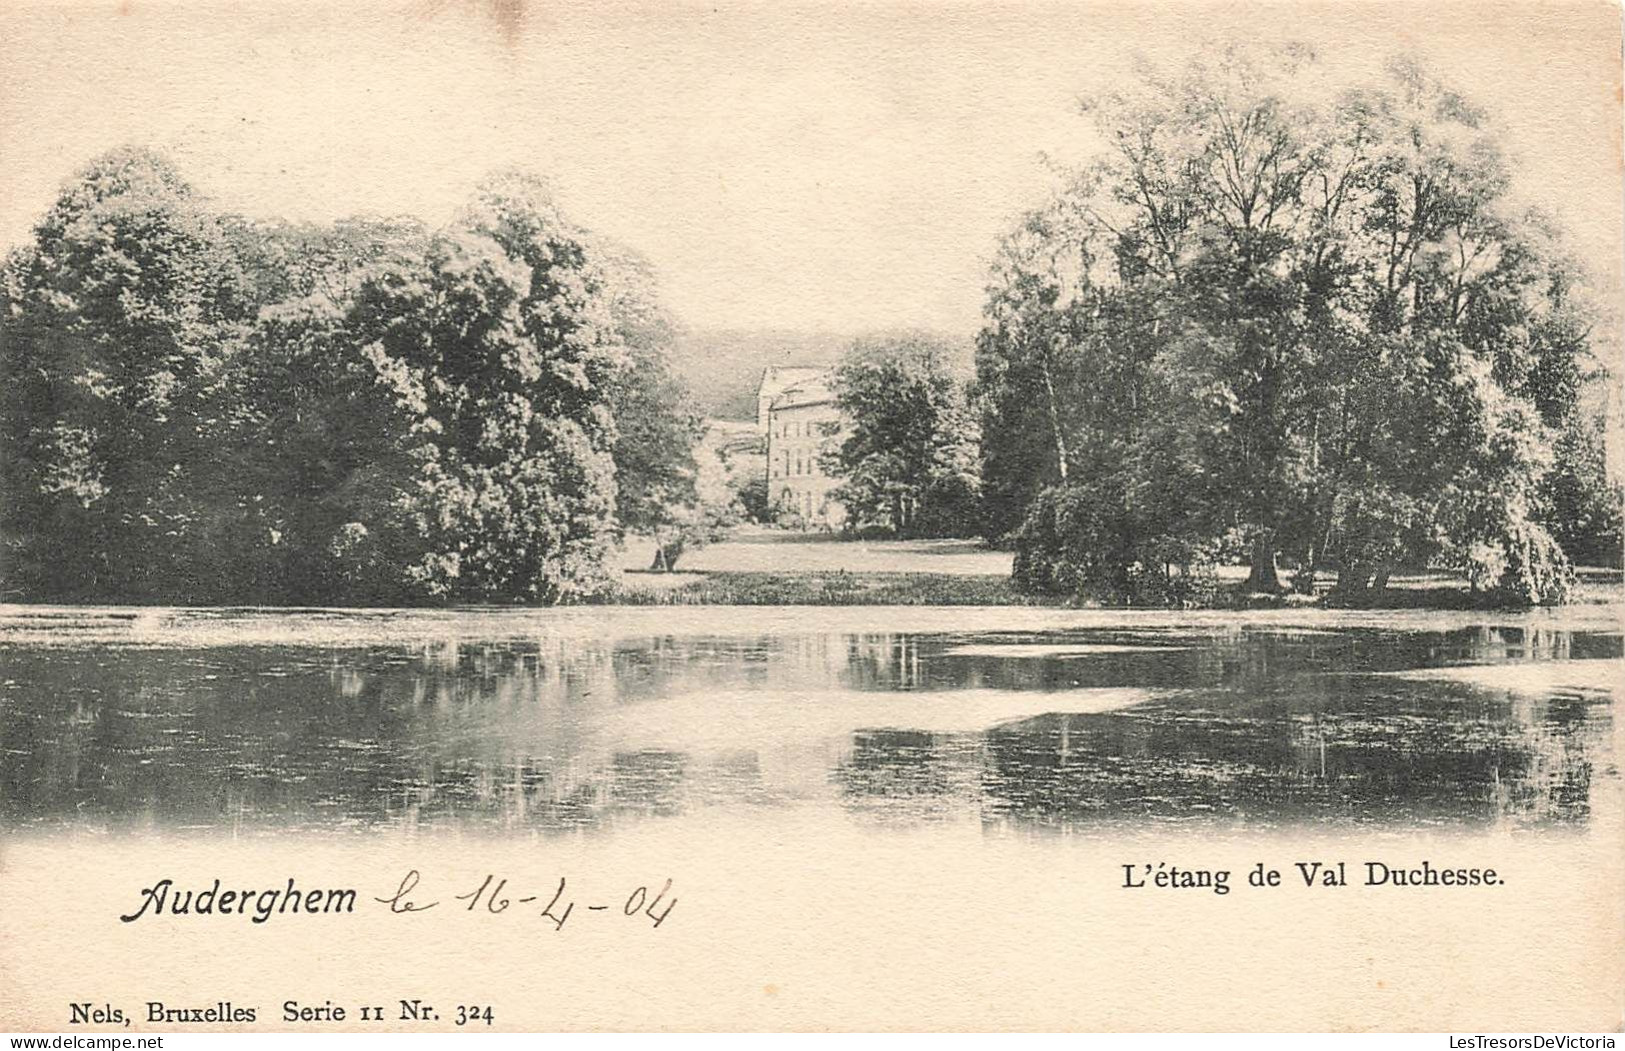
[1012,482,1219,606]
[1492,520,1575,606]
[1011,481,1132,598]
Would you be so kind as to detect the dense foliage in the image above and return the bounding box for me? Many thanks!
[979,49,1621,605]
[827,334,981,537]
[1,149,703,604]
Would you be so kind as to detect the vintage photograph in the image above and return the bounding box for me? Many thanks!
[1,0,1621,1034]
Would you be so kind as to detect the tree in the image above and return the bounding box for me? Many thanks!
[232,284,430,604]
[980,47,1608,605]
[1537,410,1623,568]
[829,334,981,537]
[343,185,624,603]
[0,148,254,601]
[644,425,741,571]
[197,213,439,603]
[2,154,681,605]
[975,211,1091,541]
[590,243,717,570]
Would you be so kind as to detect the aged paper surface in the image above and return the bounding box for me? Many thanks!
[1,0,1623,1033]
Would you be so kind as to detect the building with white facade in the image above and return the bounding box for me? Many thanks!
[757,366,846,528]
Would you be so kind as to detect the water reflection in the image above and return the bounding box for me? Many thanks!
[0,623,1616,835]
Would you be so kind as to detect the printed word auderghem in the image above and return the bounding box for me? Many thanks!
[119,878,357,924]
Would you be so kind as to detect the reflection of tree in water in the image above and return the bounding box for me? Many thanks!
[0,625,1617,835]
[1485,691,1598,824]
[977,679,1610,831]
[844,625,1620,695]
[831,730,985,823]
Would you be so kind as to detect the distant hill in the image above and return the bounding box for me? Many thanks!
[667,330,851,420]
[669,328,974,420]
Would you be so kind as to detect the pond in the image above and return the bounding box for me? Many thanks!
[1,606,1618,836]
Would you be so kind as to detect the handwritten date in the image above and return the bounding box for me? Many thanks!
[375,870,676,930]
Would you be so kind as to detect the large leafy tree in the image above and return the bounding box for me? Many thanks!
[207,214,436,602]
[830,334,981,537]
[3,154,695,605]
[981,48,1609,603]
[0,148,255,600]
[339,174,628,603]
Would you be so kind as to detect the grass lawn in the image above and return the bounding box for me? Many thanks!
[615,528,1029,604]
[617,569,1047,606]
[619,527,1013,577]
[615,527,1623,608]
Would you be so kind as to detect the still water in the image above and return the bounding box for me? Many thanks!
[1,607,1619,836]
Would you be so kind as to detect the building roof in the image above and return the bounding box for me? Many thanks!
[771,374,836,411]
[758,365,828,402]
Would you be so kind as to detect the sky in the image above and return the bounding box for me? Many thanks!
[1,0,1621,339]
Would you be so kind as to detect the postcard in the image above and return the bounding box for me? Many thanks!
[1,0,1621,1034]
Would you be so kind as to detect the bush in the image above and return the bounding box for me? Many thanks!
[612,570,1049,606]
[1125,560,1221,608]
[1455,513,1575,607]
[1011,481,1132,598]
[1539,412,1624,568]
[735,476,771,523]
[1492,520,1575,606]
[1129,536,1222,607]
[1012,482,1219,607]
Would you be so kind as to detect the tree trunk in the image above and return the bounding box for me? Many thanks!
[1040,359,1069,482]
[1291,552,1318,595]
[1244,532,1283,593]
[1334,564,1356,595]
[649,536,686,572]
[1335,563,1374,596]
